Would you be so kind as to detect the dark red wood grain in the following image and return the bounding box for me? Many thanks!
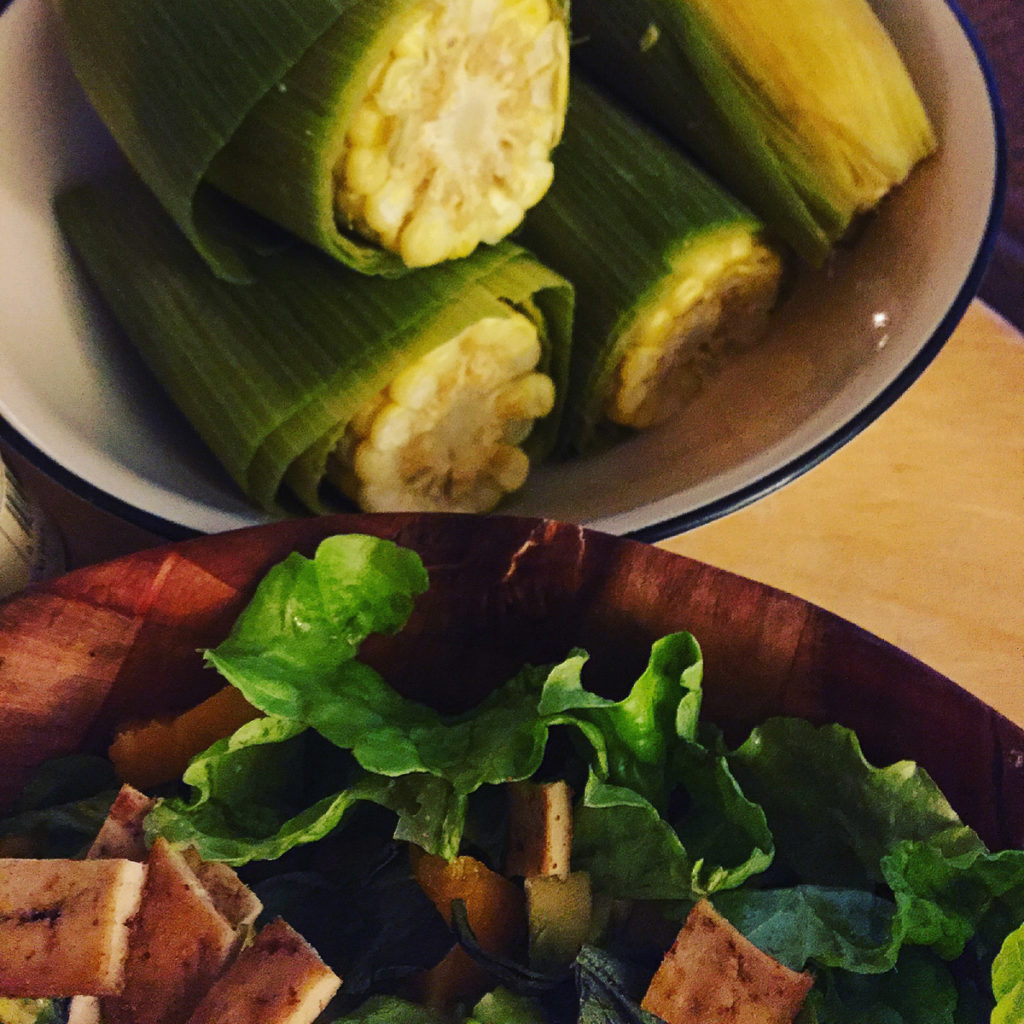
[2,514,1023,856]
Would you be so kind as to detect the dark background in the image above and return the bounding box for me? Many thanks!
[958,0,1023,330]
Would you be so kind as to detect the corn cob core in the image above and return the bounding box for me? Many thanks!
[329,310,555,512]
[334,0,569,268]
[607,229,782,430]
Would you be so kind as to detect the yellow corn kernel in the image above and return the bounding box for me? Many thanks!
[334,0,568,267]
[606,231,783,430]
[346,104,387,147]
[328,310,554,513]
[497,373,555,419]
[345,147,389,195]
[489,444,531,491]
[399,207,452,268]
[363,179,415,245]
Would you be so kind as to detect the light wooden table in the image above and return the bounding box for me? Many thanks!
[661,300,1024,720]
[8,300,1024,721]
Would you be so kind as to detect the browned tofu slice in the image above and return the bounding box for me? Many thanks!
[0,857,146,997]
[181,847,261,933]
[87,784,155,861]
[183,917,341,1024]
[505,780,573,880]
[99,838,243,1024]
[641,899,814,1024]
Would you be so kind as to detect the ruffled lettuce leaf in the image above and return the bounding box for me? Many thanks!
[883,841,1024,961]
[152,544,709,875]
[204,533,428,724]
[465,988,551,1024]
[720,718,1024,995]
[713,885,898,974]
[992,921,1024,1024]
[727,718,985,888]
[573,748,773,900]
[329,995,451,1023]
[146,716,467,862]
[537,633,703,807]
[804,946,962,1023]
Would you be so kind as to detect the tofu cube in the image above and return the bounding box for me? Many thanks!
[0,858,146,997]
[183,918,341,1024]
[641,899,814,1024]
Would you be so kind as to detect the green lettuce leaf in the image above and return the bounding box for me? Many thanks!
[883,841,1024,960]
[713,886,898,973]
[573,746,773,900]
[145,715,471,862]
[805,946,961,1023]
[992,921,1024,1024]
[329,995,451,1023]
[466,987,551,1024]
[538,633,703,808]
[727,718,984,889]
[204,534,428,723]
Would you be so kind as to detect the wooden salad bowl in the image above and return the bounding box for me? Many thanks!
[2,513,1022,855]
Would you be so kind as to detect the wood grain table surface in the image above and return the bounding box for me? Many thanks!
[664,300,1024,721]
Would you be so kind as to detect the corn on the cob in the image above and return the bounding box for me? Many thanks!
[329,311,555,512]
[328,0,569,268]
[56,168,573,516]
[54,0,569,281]
[569,0,936,265]
[518,79,783,453]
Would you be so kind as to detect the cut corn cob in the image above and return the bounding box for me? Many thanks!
[569,0,936,265]
[328,0,569,267]
[54,0,569,281]
[56,167,572,516]
[518,78,783,454]
[329,311,556,512]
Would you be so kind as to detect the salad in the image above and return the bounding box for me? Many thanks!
[1,533,1023,1023]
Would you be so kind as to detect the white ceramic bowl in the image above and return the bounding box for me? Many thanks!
[0,0,1005,541]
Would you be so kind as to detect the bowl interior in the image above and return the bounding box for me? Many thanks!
[2,515,1022,856]
[0,0,1003,538]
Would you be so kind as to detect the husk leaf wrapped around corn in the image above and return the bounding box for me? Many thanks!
[53,0,570,281]
[569,0,936,265]
[518,78,783,455]
[56,169,573,515]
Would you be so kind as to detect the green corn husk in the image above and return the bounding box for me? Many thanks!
[53,0,570,281]
[518,78,783,455]
[569,0,937,265]
[56,169,573,515]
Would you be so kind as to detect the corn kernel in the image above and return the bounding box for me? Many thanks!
[489,444,530,490]
[347,104,387,147]
[497,372,555,419]
[345,147,389,195]
[400,206,454,267]
[363,179,415,243]
[366,403,418,450]
[334,0,567,267]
